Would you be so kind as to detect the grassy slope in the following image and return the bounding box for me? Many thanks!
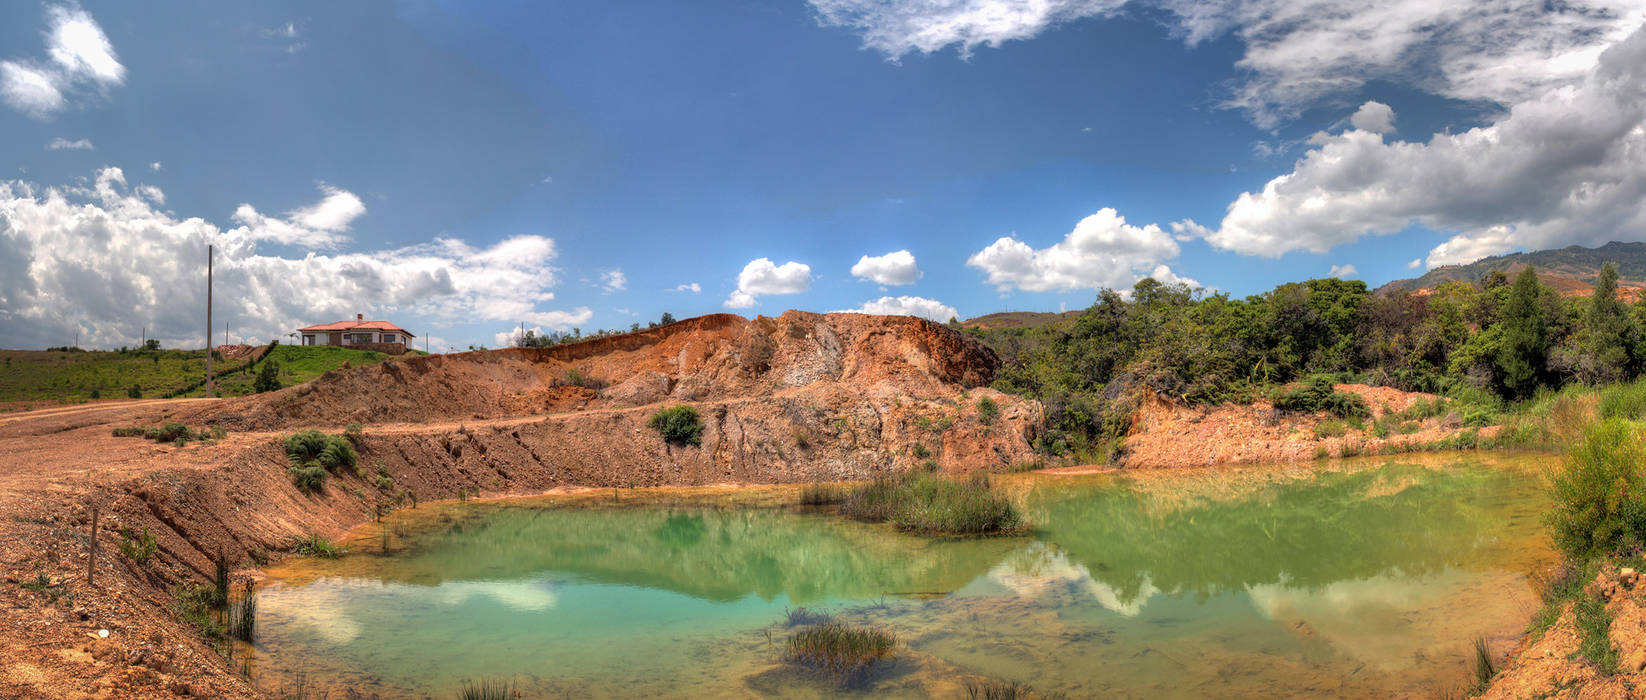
[0,345,419,402]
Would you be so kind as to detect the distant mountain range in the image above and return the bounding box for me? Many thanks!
[1380,241,1646,297]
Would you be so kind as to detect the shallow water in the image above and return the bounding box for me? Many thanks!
[250,454,1554,698]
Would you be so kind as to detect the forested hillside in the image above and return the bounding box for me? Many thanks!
[968,264,1646,458]
[1383,241,1646,297]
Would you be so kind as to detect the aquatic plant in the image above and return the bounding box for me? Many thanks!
[798,484,846,506]
[227,583,257,643]
[1470,637,1496,692]
[291,533,346,558]
[841,471,1024,535]
[648,405,704,446]
[786,621,896,676]
[456,678,514,700]
[784,606,831,627]
[211,550,231,607]
[966,679,1058,700]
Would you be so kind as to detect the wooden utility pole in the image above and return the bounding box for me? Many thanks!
[205,245,215,398]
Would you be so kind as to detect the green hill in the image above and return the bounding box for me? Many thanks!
[1381,241,1646,296]
[0,344,418,403]
[961,310,1081,330]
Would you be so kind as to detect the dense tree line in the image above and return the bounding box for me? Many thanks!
[967,264,1646,457]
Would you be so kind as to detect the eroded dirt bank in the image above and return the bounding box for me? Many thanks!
[0,311,1039,698]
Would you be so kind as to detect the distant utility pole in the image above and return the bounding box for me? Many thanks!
[204,244,215,398]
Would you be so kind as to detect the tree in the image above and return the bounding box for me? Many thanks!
[253,360,282,393]
[142,339,161,351]
[1577,262,1635,384]
[1497,266,1550,399]
[660,312,677,325]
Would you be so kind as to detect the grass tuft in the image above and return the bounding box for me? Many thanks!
[291,533,346,558]
[456,678,514,700]
[798,484,846,506]
[1470,636,1496,692]
[841,471,1024,535]
[786,621,896,677]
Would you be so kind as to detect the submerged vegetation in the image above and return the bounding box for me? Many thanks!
[785,621,897,677]
[840,470,1024,535]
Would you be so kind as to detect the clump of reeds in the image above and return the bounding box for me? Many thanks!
[841,471,1024,535]
[456,678,514,700]
[291,533,346,558]
[784,606,831,627]
[1470,636,1496,692]
[227,581,256,643]
[798,484,846,506]
[966,679,1052,699]
[786,621,896,676]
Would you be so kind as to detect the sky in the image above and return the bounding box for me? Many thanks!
[3,0,1646,351]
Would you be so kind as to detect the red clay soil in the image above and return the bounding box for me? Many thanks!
[0,311,1038,698]
[1119,384,1497,468]
[1484,563,1646,699]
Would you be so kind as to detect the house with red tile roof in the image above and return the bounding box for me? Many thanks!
[297,314,415,353]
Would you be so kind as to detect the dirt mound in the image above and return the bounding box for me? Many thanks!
[194,311,1001,431]
[1119,384,1491,468]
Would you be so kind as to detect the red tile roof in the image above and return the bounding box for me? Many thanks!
[298,320,414,336]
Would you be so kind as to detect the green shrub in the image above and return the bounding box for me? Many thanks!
[1313,421,1346,438]
[253,359,281,393]
[1274,376,1367,418]
[127,384,141,399]
[1546,419,1646,560]
[977,396,1000,424]
[1598,379,1646,420]
[842,471,1024,535]
[283,430,357,472]
[911,444,931,459]
[649,405,703,446]
[289,464,327,493]
[119,526,157,566]
[786,621,897,676]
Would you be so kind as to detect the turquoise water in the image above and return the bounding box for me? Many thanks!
[251,455,1553,698]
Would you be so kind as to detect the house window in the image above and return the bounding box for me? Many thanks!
[381,334,397,343]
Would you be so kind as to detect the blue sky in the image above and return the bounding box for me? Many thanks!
[3,1,1645,350]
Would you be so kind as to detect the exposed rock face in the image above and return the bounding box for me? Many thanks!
[184,311,1037,477]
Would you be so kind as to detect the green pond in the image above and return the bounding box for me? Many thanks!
[250,454,1555,698]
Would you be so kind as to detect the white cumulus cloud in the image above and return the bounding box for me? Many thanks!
[966,208,1185,292]
[851,249,921,286]
[1,5,125,118]
[599,269,626,293]
[1348,101,1395,134]
[723,258,811,308]
[672,282,701,293]
[1195,26,1646,268]
[45,137,93,151]
[837,295,959,323]
[809,0,1645,128]
[228,183,366,249]
[0,168,591,349]
[1328,264,1358,279]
